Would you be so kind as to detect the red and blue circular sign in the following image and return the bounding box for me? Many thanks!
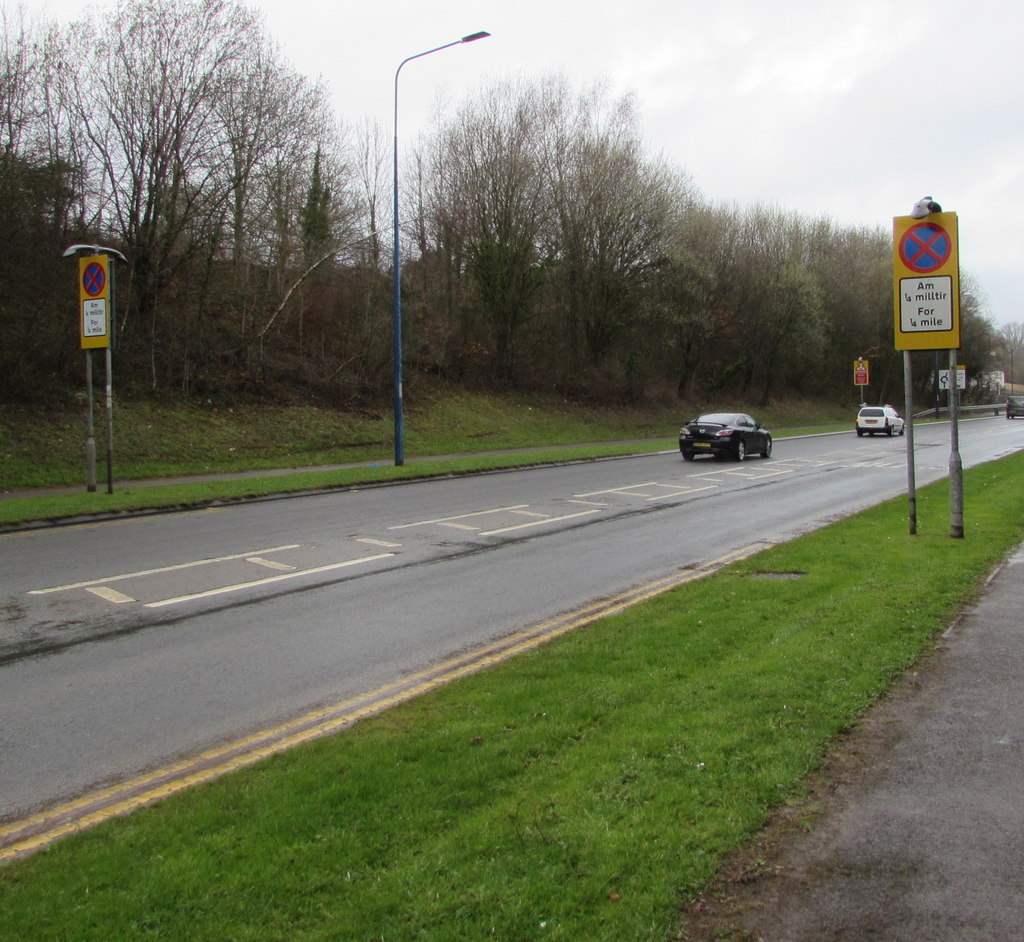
[82,262,106,297]
[898,222,952,274]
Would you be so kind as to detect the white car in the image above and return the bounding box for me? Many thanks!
[856,405,905,437]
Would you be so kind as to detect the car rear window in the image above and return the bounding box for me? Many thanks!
[695,413,736,424]
[859,408,884,416]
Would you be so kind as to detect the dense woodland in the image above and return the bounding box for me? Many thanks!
[2,0,1021,412]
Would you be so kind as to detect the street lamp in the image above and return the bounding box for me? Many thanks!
[392,30,490,466]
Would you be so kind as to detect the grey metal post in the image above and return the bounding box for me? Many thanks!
[948,348,964,538]
[104,257,116,493]
[903,350,916,534]
[85,350,97,492]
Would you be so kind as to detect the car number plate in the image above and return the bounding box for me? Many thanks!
[694,442,710,448]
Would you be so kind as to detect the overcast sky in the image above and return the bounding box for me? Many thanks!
[42,0,1022,328]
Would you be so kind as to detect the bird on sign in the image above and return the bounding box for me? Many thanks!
[910,196,943,218]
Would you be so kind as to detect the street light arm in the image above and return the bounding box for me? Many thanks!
[394,31,491,80]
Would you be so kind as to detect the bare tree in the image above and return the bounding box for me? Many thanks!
[544,80,682,380]
[430,79,551,384]
[0,5,82,399]
[349,116,389,272]
[64,0,258,385]
[999,322,1024,391]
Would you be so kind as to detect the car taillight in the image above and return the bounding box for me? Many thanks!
[715,429,733,437]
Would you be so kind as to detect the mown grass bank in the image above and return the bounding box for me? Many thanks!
[0,387,851,527]
[0,386,694,489]
[2,452,1022,941]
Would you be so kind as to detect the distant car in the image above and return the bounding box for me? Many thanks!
[1007,396,1024,419]
[679,412,772,461]
[856,405,905,437]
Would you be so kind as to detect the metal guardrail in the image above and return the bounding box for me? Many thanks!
[913,404,1005,419]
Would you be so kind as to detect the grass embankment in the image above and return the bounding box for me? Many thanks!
[0,387,851,526]
[2,452,1023,941]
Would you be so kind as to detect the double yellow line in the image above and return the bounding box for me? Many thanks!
[1,543,766,863]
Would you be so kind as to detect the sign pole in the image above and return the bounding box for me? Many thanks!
[104,258,117,494]
[104,346,114,494]
[85,350,97,492]
[67,244,126,494]
[903,351,916,534]
[948,347,964,538]
[893,206,960,536]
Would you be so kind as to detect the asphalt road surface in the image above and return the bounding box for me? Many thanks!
[3,417,1023,830]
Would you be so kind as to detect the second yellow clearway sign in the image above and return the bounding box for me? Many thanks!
[79,253,111,350]
[892,211,959,350]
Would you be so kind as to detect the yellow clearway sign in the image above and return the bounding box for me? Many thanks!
[892,211,960,350]
[78,254,110,349]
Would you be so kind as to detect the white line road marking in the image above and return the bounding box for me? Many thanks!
[356,538,402,548]
[28,545,302,596]
[645,485,718,499]
[575,482,660,498]
[144,554,395,609]
[478,509,602,536]
[246,557,297,572]
[388,505,530,530]
[85,586,136,604]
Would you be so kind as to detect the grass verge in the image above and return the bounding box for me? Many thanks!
[0,387,853,527]
[2,453,1023,940]
[0,442,675,529]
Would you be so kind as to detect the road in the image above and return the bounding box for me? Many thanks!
[2,417,1023,833]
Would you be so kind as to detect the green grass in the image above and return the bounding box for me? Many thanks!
[0,387,852,527]
[2,453,1022,941]
[0,386,693,489]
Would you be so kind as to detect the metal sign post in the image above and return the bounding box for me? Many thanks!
[79,253,110,493]
[892,207,962,538]
[903,351,916,534]
[66,244,127,495]
[854,358,869,400]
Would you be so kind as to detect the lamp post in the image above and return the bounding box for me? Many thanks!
[392,30,490,466]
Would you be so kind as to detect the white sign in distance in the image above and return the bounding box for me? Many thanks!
[83,298,107,337]
[899,275,953,332]
[938,368,966,390]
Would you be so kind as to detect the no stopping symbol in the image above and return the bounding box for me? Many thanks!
[83,262,106,297]
[898,222,951,274]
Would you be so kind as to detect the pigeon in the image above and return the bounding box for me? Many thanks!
[910,196,942,218]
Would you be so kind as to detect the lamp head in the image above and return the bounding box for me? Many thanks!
[910,196,942,219]
[62,244,128,264]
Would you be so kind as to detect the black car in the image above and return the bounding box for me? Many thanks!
[679,412,772,462]
[1007,396,1024,419]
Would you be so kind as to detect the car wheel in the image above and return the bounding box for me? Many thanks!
[760,435,772,458]
[681,451,695,461]
[899,425,905,436]
[856,428,864,437]
[735,440,746,461]
[886,424,893,436]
